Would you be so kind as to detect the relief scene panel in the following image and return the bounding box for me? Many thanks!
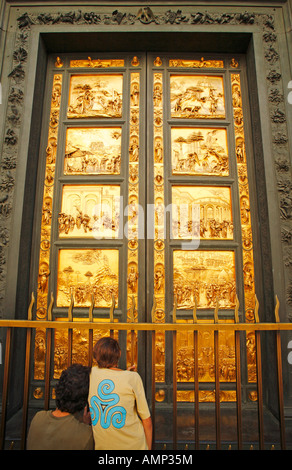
[172,186,233,240]
[56,249,119,308]
[171,127,229,176]
[64,127,121,175]
[176,319,236,383]
[53,321,119,379]
[170,75,225,119]
[67,74,123,118]
[173,250,236,309]
[59,185,120,239]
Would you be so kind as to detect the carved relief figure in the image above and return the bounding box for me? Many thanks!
[129,136,139,162]
[42,197,52,225]
[240,197,250,224]
[131,82,139,106]
[127,265,139,293]
[153,83,162,107]
[38,262,50,294]
[154,138,163,163]
[34,330,47,380]
[154,264,164,294]
[46,137,57,164]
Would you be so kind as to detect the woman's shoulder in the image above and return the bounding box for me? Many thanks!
[90,366,142,380]
[125,370,144,384]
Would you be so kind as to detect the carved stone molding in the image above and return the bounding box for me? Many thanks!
[16,8,257,28]
[0,23,29,315]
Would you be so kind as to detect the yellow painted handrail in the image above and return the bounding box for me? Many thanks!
[0,318,292,331]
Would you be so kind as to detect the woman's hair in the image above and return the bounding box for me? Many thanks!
[93,337,121,368]
[55,363,91,414]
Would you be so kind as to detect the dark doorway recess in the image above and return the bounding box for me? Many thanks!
[42,31,252,54]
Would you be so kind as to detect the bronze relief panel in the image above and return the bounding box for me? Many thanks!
[64,127,121,175]
[171,127,229,176]
[59,185,120,239]
[173,250,236,310]
[56,248,119,308]
[172,186,233,240]
[176,319,236,383]
[170,75,225,119]
[67,74,123,118]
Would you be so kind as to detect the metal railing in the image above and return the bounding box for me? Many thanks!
[0,293,291,450]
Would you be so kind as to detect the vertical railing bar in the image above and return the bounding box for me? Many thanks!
[20,293,34,450]
[234,296,243,450]
[109,294,115,339]
[214,298,221,450]
[254,296,264,450]
[88,294,94,367]
[193,300,200,450]
[274,296,286,450]
[44,293,54,411]
[130,332,135,366]
[151,328,156,450]
[172,296,177,450]
[151,296,156,450]
[67,295,74,367]
[0,326,13,450]
[130,295,135,368]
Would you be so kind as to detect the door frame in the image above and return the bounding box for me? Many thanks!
[11,34,276,409]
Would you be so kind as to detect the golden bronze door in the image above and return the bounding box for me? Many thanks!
[32,52,256,405]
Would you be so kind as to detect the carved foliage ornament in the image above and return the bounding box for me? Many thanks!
[17,8,258,29]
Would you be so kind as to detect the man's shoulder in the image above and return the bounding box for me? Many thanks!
[30,409,51,426]
[33,409,51,419]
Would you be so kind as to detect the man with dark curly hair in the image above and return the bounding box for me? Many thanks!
[27,363,94,450]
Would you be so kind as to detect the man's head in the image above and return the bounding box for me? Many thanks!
[93,336,121,368]
[55,363,91,414]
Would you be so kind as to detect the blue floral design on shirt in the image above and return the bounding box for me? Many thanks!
[90,379,127,429]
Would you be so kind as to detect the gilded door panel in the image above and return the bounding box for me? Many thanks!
[171,127,229,176]
[172,186,233,240]
[149,53,257,401]
[33,54,145,382]
[173,250,236,310]
[170,74,225,119]
[56,249,119,308]
[59,185,121,239]
[176,319,236,383]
